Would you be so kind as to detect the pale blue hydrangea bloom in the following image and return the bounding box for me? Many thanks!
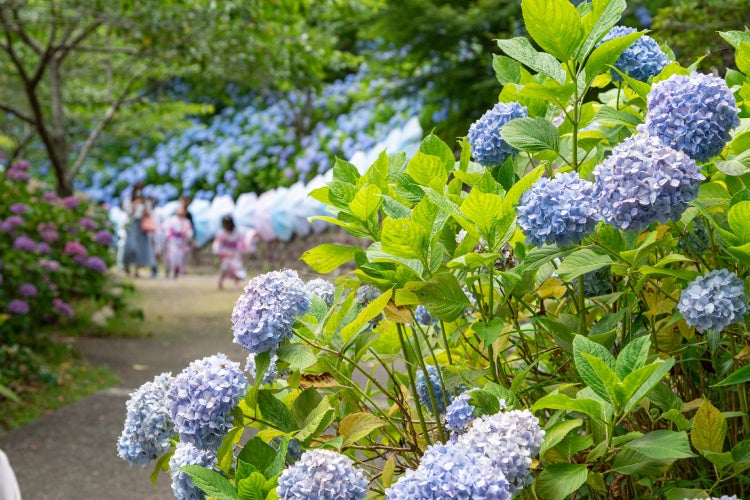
[355,284,381,305]
[517,172,600,247]
[117,372,174,466]
[594,134,704,232]
[232,270,311,354]
[276,449,367,500]
[385,441,512,499]
[468,102,528,167]
[445,394,476,435]
[169,443,217,500]
[306,278,335,307]
[166,353,248,450]
[245,352,280,385]
[645,72,740,162]
[677,269,748,332]
[455,410,545,495]
[598,26,669,81]
[416,365,449,415]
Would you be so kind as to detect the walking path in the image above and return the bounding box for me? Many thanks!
[0,274,247,499]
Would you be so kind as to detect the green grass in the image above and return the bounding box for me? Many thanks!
[0,342,119,435]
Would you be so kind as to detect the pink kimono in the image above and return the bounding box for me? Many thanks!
[162,214,193,277]
[212,229,247,280]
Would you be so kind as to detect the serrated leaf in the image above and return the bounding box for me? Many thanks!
[419,133,455,171]
[577,0,627,61]
[522,0,584,61]
[714,364,750,387]
[615,336,651,379]
[407,273,470,322]
[301,244,362,274]
[339,412,386,447]
[462,189,504,236]
[557,249,612,282]
[535,463,588,500]
[496,36,567,84]
[348,184,382,221]
[341,288,392,342]
[532,393,604,420]
[501,117,560,153]
[258,390,299,433]
[728,201,750,243]
[584,30,643,80]
[581,352,620,404]
[573,335,616,402]
[238,472,267,500]
[691,399,727,453]
[405,152,447,187]
[382,455,396,489]
[179,465,239,500]
[621,358,674,414]
[493,54,521,84]
[276,344,317,371]
[540,419,584,456]
[333,157,360,184]
[296,397,334,443]
[381,217,427,260]
[624,430,695,460]
[594,105,642,127]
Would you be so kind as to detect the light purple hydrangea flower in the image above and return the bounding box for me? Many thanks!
[169,443,217,500]
[53,298,73,317]
[39,260,61,272]
[95,230,114,245]
[444,394,476,435]
[36,242,51,254]
[467,102,528,167]
[13,235,36,252]
[276,449,367,500]
[64,241,87,257]
[117,372,174,466]
[598,26,669,82]
[8,300,30,315]
[4,215,24,230]
[231,270,310,354]
[37,222,59,243]
[517,172,600,247]
[79,217,97,231]
[10,203,28,215]
[62,196,79,209]
[305,278,335,307]
[166,353,248,450]
[19,283,38,298]
[84,256,108,273]
[386,441,512,500]
[594,134,703,232]
[645,72,740,162]
[41,192,58,202]
[416,365,450,415]
[678,269,748,333]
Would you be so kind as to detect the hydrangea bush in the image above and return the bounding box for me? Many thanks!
[119,1,750,498]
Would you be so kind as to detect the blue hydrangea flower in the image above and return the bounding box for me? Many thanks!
[467,102,528,167]
[444,394,476,435]
[117,372,174,466]
[645,72,740,162]
[416,365,449,415]
[306,278,335,307]
[455,409,545,495]
[276,449,367,500]
[245,352,280,385]
[598,26,669,81]
[232,270,311,354]
[169,443,217,500]
[594,134,704,232]
[385,442,512,500]
[517,172,600,247]
[166,353,248,450]
[355,284,381,305]
[571,267,612,297]
[678,269,748,333]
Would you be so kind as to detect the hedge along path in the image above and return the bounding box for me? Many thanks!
[0,273,248,500]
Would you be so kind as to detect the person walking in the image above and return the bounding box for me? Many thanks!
[162,205,193,279]
[212,214,246,290]
[122,182,156,278]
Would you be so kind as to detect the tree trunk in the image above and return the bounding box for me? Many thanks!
[49,56,72,196]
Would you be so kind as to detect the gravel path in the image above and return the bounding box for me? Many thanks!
[0,274,248,499]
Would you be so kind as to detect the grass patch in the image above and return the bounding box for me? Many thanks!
[0,341,119,435]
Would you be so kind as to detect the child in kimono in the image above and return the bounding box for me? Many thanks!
[162,205,193,279]
[212,215,247,290]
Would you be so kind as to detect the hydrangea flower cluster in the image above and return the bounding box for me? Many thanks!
[117,372,174,466]
[571,267,612,297]
[245,352,280,385]
[444,393,476,435]
[414,305,439,331]
[231,270,310,354]
[517,172,600,247]
[169,443,217,500]
[645,72,740,162]
[416,365,450,415]
[7,299,29,315]
[467,102,528,167]
[276,449,368,500]
[456,410,545,494]
[386,442,512,499]
[387,409,543,498]
[166,353,248,450]
[305,278,335,307]
[593,134,703,232]
[677,269,748,333]
[598,26,669,81]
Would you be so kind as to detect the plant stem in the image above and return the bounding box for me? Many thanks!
[396,324,432,446]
